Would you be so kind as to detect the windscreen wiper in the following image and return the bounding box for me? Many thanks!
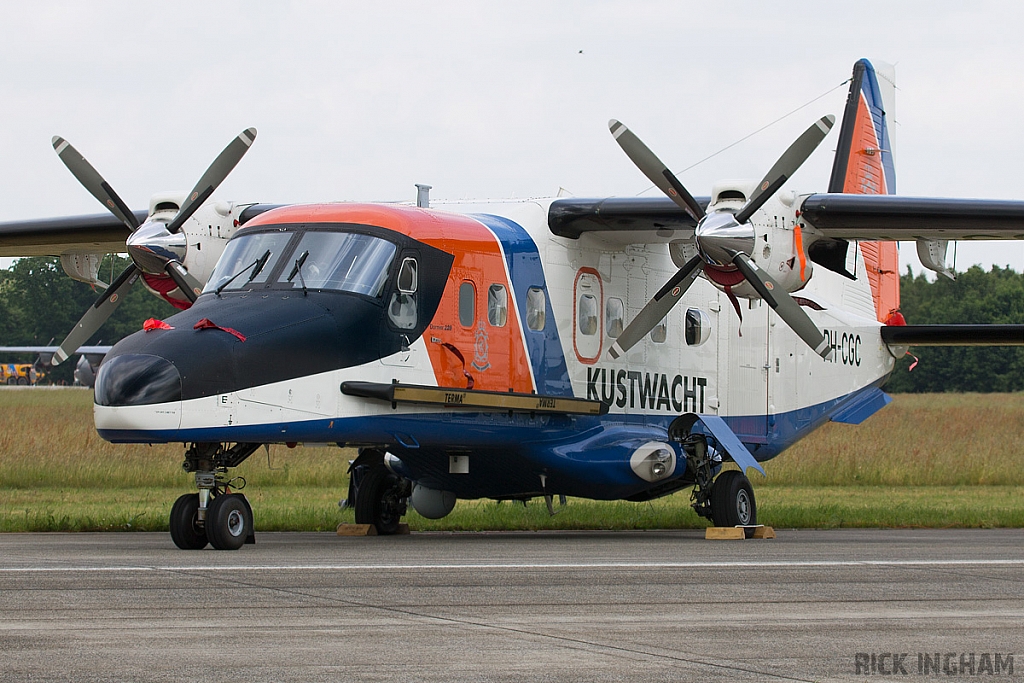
[215,249,272,296]
[287,250,310,296]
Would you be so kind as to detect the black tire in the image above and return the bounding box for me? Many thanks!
[354,466,404,535]
[169,493,208,550]
[16,377,27,386]
[710,470,757,535]
[206,494,251,550]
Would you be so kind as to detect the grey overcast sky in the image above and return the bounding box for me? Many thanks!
[3,1,1024,274]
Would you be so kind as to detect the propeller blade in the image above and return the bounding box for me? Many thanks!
[51,136,140,231]
[608,255,704,359]
[166,127,257,234]
[734,115,835,225]
[52,264,140,366]
[730,252,832,360]
[164,261,202,303]
[608,120,705,222]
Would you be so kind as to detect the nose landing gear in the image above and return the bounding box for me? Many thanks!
[169,443,259,550]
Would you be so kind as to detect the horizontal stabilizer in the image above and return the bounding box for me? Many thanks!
[881,325,1024,346]
[0,345,112,355]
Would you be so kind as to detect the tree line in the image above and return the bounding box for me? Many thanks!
[884,265,1024,393]
[1,256,1021,391]
[0,256,174,384]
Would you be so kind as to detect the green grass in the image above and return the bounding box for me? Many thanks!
[4,485,1024,532]
[3,388,1024,531]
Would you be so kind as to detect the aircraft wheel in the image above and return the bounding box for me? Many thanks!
[169,493,208,550]
[354,466,405,535]
[710,470,757,536]
[206,494,251,551]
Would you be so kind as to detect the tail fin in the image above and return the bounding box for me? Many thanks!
[830,58,900,323]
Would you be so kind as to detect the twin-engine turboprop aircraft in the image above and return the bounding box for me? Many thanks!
[3,59,1024,550]
[0,346,111,387]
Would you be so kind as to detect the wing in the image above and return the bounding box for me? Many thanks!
[0,211,147,257]
[799,194,1024,241]
[549,195,1024,243]
[548,196,705,240]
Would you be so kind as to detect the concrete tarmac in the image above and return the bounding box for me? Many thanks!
[1,529,1022,682]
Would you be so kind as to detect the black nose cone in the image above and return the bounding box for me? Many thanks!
[94,354,182,407]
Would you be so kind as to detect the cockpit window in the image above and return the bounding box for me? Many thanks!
[205,228,400,296]
[288,232,396,296]
[204,231,292,293]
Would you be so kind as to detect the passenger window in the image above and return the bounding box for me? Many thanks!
[651,318,667,344]
[487,284,507,327]
[459,281,476,327]
[685,308,712,346]
[606,297,624,338]
[526,287,546,331]
[578,294,598,336]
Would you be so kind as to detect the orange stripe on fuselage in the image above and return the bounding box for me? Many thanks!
[844,95,899,322]
[244,203,534,393]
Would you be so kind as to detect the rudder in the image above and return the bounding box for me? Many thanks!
[830,59,900,323]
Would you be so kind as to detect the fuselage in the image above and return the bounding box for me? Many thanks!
[93,197,896,501]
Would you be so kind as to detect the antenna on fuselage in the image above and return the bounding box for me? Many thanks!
[415,184,432,208]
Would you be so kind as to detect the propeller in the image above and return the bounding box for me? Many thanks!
[50,128,257,365]
[608,116,835,360]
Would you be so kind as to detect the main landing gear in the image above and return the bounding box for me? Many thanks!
[680,432,758,536]
[344,449,411,535]
[169,443,259,550]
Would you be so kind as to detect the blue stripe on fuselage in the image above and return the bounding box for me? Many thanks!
[470,213,572,396]
[99,381,891,500]
[858,59,896,193]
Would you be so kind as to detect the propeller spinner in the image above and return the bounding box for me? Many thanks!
[607,116,835,361]
[49,128,257,365]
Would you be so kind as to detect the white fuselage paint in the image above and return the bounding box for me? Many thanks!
[96,193,895,440]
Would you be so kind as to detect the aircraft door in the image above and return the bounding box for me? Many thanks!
[718,293,770,441]
[381,253,425,368]
[767,308,797,443]
[573,269,602,364]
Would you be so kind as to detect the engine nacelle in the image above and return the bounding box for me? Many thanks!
[136,196,245,308]
[699,181,813,299]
